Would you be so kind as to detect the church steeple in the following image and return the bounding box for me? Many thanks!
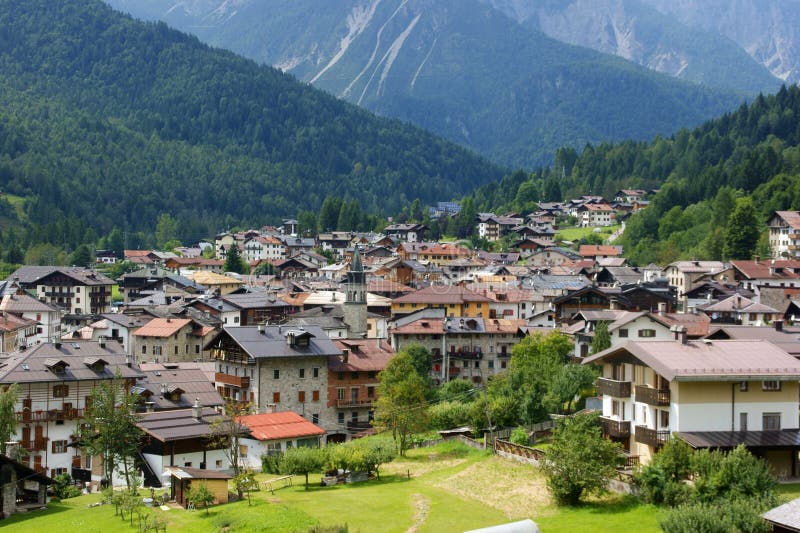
[344,247,367,337]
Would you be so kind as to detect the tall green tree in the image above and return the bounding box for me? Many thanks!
[106,228,125,259]
[154,213,178,250]
[77,377,142,489]
[0,384,20,456]
[280,446,324,490]
[69,244,93,267]
[543,413,623,505]
[376,352,429,455]
[591,321,611,355]
[223,245,247,274]
[723,197,760,259]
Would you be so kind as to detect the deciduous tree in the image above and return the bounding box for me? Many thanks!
[376,352,429,455]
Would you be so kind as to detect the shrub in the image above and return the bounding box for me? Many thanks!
[509,427,530,446]
[660,498,772,533]
[52,473,82,500]
[428,400,472,430]
[262,453,282,474]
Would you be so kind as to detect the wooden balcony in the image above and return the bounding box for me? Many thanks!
[21,439,48,452]
[634,426,670,448]
[336,398,374,409]
[597,377,632,398]
[600,416,631,439]
[635,385,670,406]
[215,372,250,389]
[18,408,85,422]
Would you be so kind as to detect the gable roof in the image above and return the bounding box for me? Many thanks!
[133,318,192,337]
[392,285,491,305]
[583,339,800,381]
[239,411,325,441]
[205,325,340,360]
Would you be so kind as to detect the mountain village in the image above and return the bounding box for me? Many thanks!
[2,194,800,530]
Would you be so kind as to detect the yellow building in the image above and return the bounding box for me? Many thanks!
[585,335,800,473]
[391,285,492,319]
[187,271,242,295]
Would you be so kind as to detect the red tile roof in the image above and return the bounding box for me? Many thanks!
[392,285,492,305]
[133,318,192,337]
[579,245,622,257]
[731,260,800,280]
[331,340,395,371]
[239,411,325,441]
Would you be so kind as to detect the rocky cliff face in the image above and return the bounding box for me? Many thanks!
[484,0,780,92]
[642,0,800,84]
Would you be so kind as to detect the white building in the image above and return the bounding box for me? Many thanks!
[237,411,325,470]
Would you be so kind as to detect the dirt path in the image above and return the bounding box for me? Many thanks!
[405,493,430,533]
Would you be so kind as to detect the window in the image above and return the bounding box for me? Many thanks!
[195,345,200,354]
[313,367,319,378]
[337,388,345,400]
[174,346,178,355]
[367,386,375,398]
[273,392,280,403]
[142,345,147,355]
[184,462,192,468]
[739,381,748,392]
[618,329,629,338]
[153,346,162,356]
[337,372,344,380]
[273,369,280,379]
[660,410,669,428]
[501,361,507,369]
[488,360,494,369]
[338,412,345,424]
[763,413,781,431]
[216,459,223,468]
[299,368,305,379]
[312,390,320,402]
[239,444,248,458]
[298,391,306,403]
[311,414,319,424]
[51,440,68,453]
[53,385,69,398]
[367,371,376,379]
[51,467,68,478]
[638,329,656,338]
[763,381,781,391]
[740,412,748,431]
[612,400,619,416]
[351,412,358,422]
[351,371,359,379]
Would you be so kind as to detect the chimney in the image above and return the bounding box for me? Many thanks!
[54,341,61,349]
[161,383,168,394]
[657,302,666,316]
[99,340,106,349]
[125,356,132,368]
[609,298,619,311]
[145,401,155,413]
[775,319,784,332]
[192,398,202,420]
[258,324,265,334]
[754,255,760,264]
[4,441,19,459]
[677,326,688,345]
[342,348,349,364]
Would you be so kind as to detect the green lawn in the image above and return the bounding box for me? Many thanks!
[555,224,620,243]
[2,442,664,532]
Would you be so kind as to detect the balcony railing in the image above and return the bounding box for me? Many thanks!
[21,439,48,452]
[18,408,85,422]
[597,378,632,398]
[346,420,373,432]
[635,385,670,406]
[337,398,374,409]
[634,426,670,448]
[600,416,631,439]
[448,350,483,360]
[215,372,250,389]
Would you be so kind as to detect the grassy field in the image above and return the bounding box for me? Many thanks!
[0,442,671,532]
[555,224,620,243]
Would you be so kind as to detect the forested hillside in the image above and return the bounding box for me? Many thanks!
[0,0,501,253]
[468,85,800,265]
[107,0,747,168]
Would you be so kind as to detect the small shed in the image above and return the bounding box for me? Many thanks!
[166,467,232,508]
[0,452,53,519]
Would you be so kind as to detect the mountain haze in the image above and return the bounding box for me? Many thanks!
[107,0,747,167]
[0,0,502,246]
[485,0,781,94]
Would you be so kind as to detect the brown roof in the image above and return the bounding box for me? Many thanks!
[579,245,622,257]
[731,260,800,280]
[239,411,325,441]
[330,340,395,371]
[653,312,711,337]
[392,285,491,305]
[136,407,230,442]
[584,339,800,381]
[773,211,800,230]
[0,341,142,384]
[133,318,192,338]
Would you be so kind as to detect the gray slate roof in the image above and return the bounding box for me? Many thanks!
[207,325,341,360]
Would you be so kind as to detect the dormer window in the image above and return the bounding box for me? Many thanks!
[44,358,69,375]
[83,357,108,373]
